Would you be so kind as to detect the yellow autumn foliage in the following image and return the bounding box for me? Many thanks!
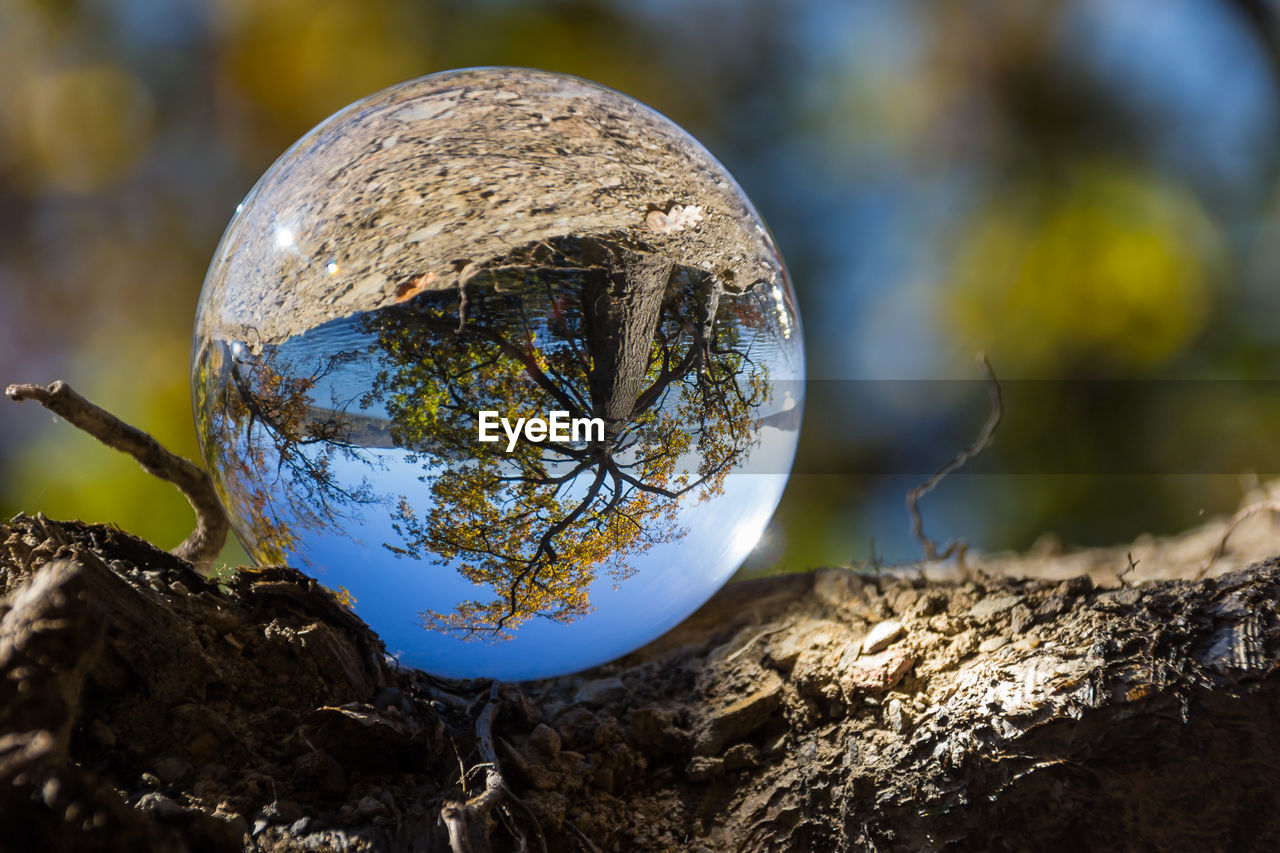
[945,167,1218,375]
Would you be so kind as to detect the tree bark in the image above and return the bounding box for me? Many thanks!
[581,239,672,430]
[3,506,1280,851]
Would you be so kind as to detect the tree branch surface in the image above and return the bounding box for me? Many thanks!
[3,502,1280,851]
[7,371,1280,850]
[5,381,227,570]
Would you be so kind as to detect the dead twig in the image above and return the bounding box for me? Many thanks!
[441,682,509,853]
[495,806,527,853]
[906,353,1003,568]
[563,817,602,853]
[1118,552,1139,587]
[1197,500,1280,580]
[5,380,228,572]
[496,788,549,853]
[852,537,883,577]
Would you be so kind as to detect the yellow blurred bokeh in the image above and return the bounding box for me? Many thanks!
[217,0,424,148]
[945,167,1218,375]
[14,64,154,193]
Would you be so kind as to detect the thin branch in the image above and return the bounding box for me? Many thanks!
[1118,551,1139,587]
[1197,500,1280,580]
[499,792,549,853]
[495,464,609,632]
[563,818,603,853]
[906,353,1003,563]
[5,380,228,572]
[440,682,507,853]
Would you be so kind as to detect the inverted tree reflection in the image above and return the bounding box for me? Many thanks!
[194,340,379,566]
[196,234,775,640]
[362,236,772,639]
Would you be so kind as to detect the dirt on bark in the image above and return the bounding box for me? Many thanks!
[4,502,1280,852]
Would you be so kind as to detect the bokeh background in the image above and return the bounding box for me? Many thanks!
[4,0,1280,574]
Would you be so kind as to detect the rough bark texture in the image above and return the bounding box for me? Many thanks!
[3,504,1280,851]
[580,241,673,429]
[196,67,782,350]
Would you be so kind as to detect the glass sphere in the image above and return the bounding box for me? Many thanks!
[191,68,803,680]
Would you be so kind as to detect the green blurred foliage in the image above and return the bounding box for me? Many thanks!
[946,166,1219,376]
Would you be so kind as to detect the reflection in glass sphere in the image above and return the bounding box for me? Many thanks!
[191,68,803,680]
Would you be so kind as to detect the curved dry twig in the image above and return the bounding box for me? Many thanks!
[441,682,509,853]
[1197,500,1280,580]
[906,353,1003,565]
[5,380,228,572]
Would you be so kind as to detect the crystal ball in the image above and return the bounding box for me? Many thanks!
[191,68,803,680]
